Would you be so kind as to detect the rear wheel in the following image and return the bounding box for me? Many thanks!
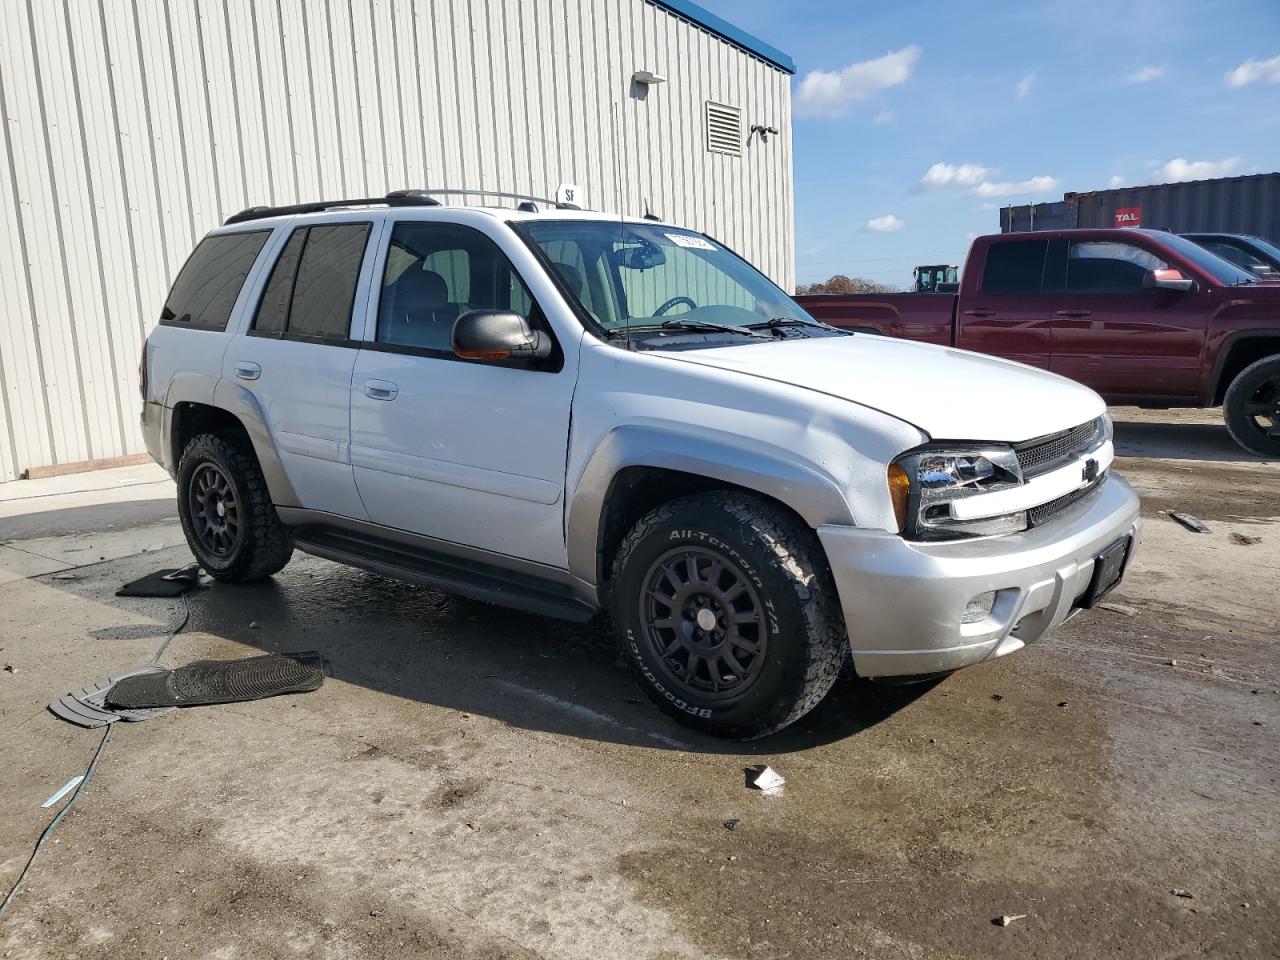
[176,433,294,582]
[610,492,846,739]
[1224,355,1280,456]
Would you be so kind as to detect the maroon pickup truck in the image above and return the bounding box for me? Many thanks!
[796,229,1280,455]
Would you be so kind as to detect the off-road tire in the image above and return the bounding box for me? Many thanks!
[176,432,294,582]
[1223,354,1280,457]
[610,491,846,739]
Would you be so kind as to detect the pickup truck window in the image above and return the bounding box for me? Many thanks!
[376,221,536,353]
[517,220,809,343]
[160,229,270,330]
[1152,231,1256,285]
[980,239,1047,295]
[1066,241,1165,293]
[251,223,372,340]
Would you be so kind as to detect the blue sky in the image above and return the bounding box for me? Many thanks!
[696,0,1280,289]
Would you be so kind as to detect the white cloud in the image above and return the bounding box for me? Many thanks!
[1108,175,1126,188]
[917,162,993,191]
[1152,156,1241,182]
[796,45,921,118]
[872,109,894,125]
[1125,65,1165,83]
[973,175,1061,198]
[865,214,905,233]
[1016,73,1034,98]
[1225,55,1280,88]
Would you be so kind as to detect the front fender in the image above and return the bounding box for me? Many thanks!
[565,424,856,586]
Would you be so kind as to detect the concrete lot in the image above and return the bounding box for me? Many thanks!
[1,407,1276,959]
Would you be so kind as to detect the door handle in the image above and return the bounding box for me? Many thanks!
[234,361,261,381]
[363,379,399,401]
[962,308,995,318]
[1054,309,1092,319]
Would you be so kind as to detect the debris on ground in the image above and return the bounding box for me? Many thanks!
[3,664,15,674]
[41,776,85,809]
[990,694,1004,702]
[1057,701,1069,708]
[724,819,740,831]
[1171,888,1194,899]
[1229,532,1262,546]
[994,914,1027,926]
[1098,601,1138,616]
[1165,511,1210,533]
[746,765,785,797]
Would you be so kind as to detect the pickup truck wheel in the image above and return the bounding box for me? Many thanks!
[1223,355,1280,456]
[176,433,294,582]
[610,492,846,739]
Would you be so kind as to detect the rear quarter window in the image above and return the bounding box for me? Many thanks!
[980,239,1048,295]
[161,230,271,330]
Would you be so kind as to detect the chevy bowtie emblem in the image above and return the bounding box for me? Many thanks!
[1082,458,1099,483]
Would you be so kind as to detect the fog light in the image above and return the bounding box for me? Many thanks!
[962,591,996,624]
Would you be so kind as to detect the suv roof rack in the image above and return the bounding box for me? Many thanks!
[224,190,441,225]
[224,187,583,225]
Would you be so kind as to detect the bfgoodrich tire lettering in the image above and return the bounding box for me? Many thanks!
[1223,354,1280,457]
[610,491,846,739]
[177,432,294,582]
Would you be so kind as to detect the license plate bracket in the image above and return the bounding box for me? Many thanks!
[1080,535,1132,608]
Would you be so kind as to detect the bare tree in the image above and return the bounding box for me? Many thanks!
[795,274,899,295]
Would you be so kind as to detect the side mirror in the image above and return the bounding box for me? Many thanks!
[451,310,552,362]
[1144,268,1196,292]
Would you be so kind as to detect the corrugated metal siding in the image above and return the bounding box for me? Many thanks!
[0,0,794,481]
[1000,173,1280,241]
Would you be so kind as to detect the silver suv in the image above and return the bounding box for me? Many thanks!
[142,191,1141,738]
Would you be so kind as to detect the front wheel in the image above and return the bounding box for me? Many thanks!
[1223,355,1280,457]
[609,492,846,739]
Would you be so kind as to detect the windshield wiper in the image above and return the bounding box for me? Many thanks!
[746,316,850,335]
[652,319,770,339]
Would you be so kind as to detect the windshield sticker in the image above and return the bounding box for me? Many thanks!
[665,233,717,251]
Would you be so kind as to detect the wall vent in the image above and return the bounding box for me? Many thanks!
[705,101,742,156]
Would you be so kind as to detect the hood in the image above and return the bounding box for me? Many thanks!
[665,334,1105,443]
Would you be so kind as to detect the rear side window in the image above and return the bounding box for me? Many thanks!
[980,239,1048,295]
[251,223,372,340]
[161,230,270,330]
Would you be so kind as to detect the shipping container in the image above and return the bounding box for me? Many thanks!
[1000,172,1280,242]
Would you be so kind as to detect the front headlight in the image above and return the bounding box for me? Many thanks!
[889,446,1026,540]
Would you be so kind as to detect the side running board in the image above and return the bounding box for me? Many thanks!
[292,526,595,623]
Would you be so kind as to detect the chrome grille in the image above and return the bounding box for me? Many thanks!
[1027,475,1106,527]
[1016,418,1104,477]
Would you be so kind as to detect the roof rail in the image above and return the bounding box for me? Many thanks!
[413,187,583,210]
[223,191,441,225]
[223,186,587,225]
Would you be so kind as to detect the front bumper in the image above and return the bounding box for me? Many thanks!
[817,473,1141,677]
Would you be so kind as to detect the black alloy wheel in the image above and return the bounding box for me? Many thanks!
[639,546,768,700]
[188,462,241,558]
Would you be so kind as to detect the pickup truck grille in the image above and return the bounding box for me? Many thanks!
[1027,474,1106,527]
[1016,418,1105,478]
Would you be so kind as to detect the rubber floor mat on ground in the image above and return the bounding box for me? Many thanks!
[105,652,326,709]
[116,563,202,598]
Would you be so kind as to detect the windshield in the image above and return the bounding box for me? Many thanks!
[1150,231,1258,285]
[1244,236,1280,270]
[515,220,814,338]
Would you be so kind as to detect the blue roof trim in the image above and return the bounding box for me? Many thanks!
[650,0,796,74]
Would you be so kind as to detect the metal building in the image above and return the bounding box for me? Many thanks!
[0,0,795,481]
[999,172,1280,240]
